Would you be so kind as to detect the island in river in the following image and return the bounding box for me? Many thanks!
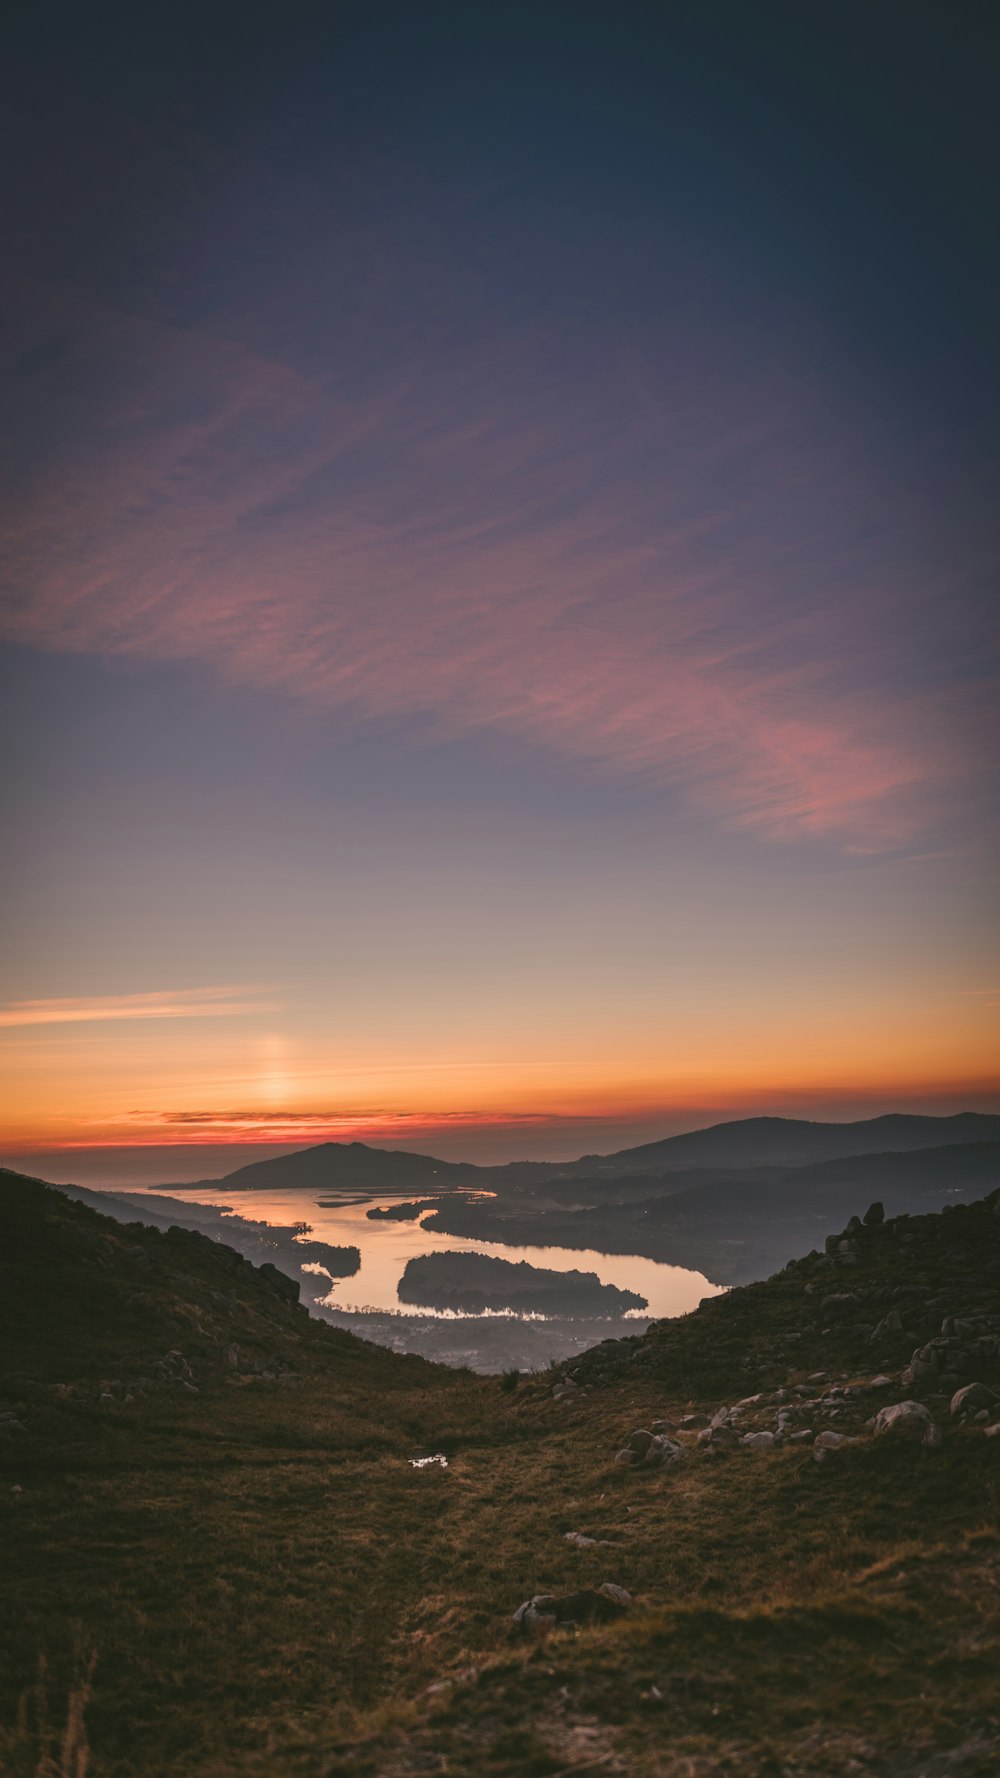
[365,1199,441,1221]
[397,1249,647,1316]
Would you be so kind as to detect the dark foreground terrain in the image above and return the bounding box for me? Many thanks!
[2,1164,999,1776]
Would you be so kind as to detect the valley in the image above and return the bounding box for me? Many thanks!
[2,1161,999,1775]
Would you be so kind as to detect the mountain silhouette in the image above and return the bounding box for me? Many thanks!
[162,1112,1000,1192]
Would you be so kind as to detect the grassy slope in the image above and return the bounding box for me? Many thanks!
[2,1169,999,1777]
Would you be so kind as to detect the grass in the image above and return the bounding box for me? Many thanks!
[2,1170,1000,1775]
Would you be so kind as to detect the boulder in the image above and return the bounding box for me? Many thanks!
[697,1424,741,1451]
[863,1201,885,1226]
[677,1413,710,1431]
[614,1429,685,1469]
[873,1401,940,1446]
[512,1583,633,1634]
[742,1430,775,1451]
[949,1382,998,1419]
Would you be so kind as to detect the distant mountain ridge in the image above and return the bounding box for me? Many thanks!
[161,1111,1000,1192]
[569,1112,1000,1176]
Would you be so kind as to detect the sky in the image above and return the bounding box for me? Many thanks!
[1,2,998,1179]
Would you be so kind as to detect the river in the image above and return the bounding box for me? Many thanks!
[137,1183,723,1320]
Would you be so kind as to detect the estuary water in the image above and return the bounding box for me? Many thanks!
[142,1184,722,1320]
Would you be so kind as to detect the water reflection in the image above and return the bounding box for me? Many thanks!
[144,1184,722,1319]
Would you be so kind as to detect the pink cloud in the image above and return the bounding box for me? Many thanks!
[0,270,953,846]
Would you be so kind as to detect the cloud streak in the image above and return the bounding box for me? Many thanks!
[0,270,965,847]
[0,987,274,1028]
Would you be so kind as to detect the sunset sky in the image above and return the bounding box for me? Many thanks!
[2,4,998,1180]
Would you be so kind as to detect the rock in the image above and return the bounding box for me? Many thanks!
[742,1430,775,1451]
[950,1382,998,1419]
[615,1428,685,1469]
[788,1429,815,1444]
[697,1424,741,1451]
[564,1532,602,1548]
[650,1419,676,1434]
[873,1401,940,1446]
[814,1430,853,1449]
[870,1310,903,1342]
[677,1413,710,1431]
[649,1435,686,1468]
[863,1201,885,1226]
[625,1428,656,1457]
[870,1375,895,1388]
[512,1583,633,1633]
[983,1424,1000,1439]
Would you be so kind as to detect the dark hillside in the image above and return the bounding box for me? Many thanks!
[425,1140,1000,1282]
[3,1168,1000,1776]
[50,1178,360,1301]
[0,1167,432,1398]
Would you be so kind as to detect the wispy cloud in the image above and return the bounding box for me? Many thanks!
[0,987,275,1029]
[101,1107,568,1145]
[0,269,970,848]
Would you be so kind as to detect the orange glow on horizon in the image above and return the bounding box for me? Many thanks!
[3,969,997,1156]
[4,1074,999,1154]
